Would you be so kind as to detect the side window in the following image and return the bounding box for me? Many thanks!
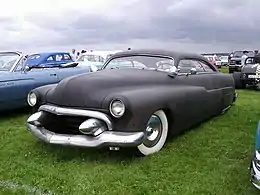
[47,56,54,61]
[55,54,63,61]
[64,54,71,60]
[178,59,205,73]
[197,61,215,72]
[99,56,105,63]
[14,58,26,72]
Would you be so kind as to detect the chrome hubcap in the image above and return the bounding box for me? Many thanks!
[143,114,162,148]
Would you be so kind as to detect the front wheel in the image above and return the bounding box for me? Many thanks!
[137,110,168,156]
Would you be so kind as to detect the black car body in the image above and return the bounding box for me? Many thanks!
[229,51,254,73]
[233,54,260,89]
[26,49,237,156]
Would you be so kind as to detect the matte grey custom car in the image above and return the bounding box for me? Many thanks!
[233,55,260,89]
[26,49,237,156]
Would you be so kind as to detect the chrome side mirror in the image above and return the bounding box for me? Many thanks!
[167,66,179,78]
[188,68,197,75]
[24,65,31,72]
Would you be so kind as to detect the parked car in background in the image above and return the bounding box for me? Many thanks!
[232,54,260,89]
[0,51,96,112]
[203,55,222,68]
[26,49,237,156]
[69,50,122,69]
[249,120,260,190]
[24,52,74,68]
[220,56,229,66]
[229,50,254,73]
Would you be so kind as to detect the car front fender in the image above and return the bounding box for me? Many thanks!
[101,85,210,133]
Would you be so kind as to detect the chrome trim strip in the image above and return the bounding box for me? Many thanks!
[26,123,144,148]
[38,104,113,130]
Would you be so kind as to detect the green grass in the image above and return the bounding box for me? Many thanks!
[1,68,260,195]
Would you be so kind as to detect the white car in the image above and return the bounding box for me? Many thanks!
[203,55,222,68]
[220,56,229,66]
[76,50,123,69]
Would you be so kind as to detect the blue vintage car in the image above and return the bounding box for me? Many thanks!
[250,120,260,189]
[0,51,95,112]
[24,52,74,68]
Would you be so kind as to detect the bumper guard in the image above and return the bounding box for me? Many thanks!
[26,106,145,148]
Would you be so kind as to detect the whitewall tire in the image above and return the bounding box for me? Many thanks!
[137,110,168,156]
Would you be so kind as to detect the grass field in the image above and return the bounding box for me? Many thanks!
[1,67,260,195]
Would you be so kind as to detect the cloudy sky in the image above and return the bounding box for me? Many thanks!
[0,0,259,54]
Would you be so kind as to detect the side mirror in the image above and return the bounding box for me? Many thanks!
[187,68,197,75]
[167,66,179,78]
[89,64,98,72]
[24,65,31,72]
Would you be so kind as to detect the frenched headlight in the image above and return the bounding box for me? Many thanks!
[109,99,125,118]
[27,91,37,107]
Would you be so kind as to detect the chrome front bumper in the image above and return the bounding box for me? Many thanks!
[26,105,145,148]
[250,151,260,189]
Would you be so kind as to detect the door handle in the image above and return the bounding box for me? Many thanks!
[50,73,57,76]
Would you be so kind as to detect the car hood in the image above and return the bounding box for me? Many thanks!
[230,57,242,61]
[242,64,260,73]
[46,68,170,108]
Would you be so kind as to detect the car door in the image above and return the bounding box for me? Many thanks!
[198,60,235,111]
[7,67,59,108]
[174,58,221,126]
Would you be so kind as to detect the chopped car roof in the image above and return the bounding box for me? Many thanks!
[111,49,206,61]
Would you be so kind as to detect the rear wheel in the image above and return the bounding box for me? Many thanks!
[233,72,246,89]
[137,110,168,156]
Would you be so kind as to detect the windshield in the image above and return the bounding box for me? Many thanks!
[0,53,20,71]
[214,56,221,61]
[221,56,228,60]
[233,51,254,57]
[103,55,175,71]
[77,54,105,63]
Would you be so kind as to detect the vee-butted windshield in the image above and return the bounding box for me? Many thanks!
[103,55,175,72]
[0,53,20,71]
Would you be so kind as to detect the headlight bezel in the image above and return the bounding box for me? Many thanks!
[109,99,125,118]
[27,91,37,107]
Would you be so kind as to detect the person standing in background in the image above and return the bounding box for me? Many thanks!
[241,50,249,66]
[70,48,77,61]
[76,52,80,59]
